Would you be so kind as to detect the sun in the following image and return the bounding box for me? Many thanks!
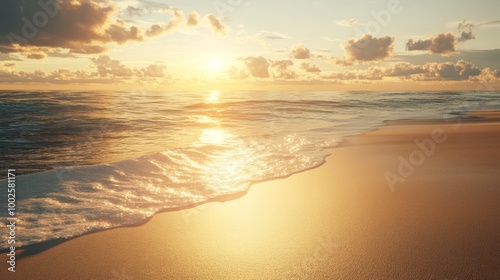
[209,58,222,72]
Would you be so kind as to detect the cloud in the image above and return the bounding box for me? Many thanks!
[383,62,427,77]
[253,31,289,41]
[290,44,311,59]
[335,18,358,27]
[126,6,143,17]
[423,60,481,81]
[458,31,475,42]
[406,30,477,55]
[227,66,249,79]
[237,57,297,79]
[470,67,500,82]
[322,67,384,80]
[240,31,289,47]
[226,56,495,84]
[393,49,500,70]
[270,60,297,79]
[186,11,200,28]
[205,14,230,36]
[146,9,185,37]
[0,1,221,59]
[405,39,433,51]
[458,21,475,30]
[406,33,457,55]
[321,60,485,82]
[26,53,47,60]
[308,35,394,66]
[141,64,167,77]
[424,33,456,54]
[0,1,148,57]
[242,56,270,78]
[458,19,500,30]
[380,60,481,81]
[91,55,138,78]
[334,34,394,65]
[300,62,321,73]
[0,55,169,84]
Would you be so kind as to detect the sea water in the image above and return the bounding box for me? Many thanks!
[0,90,498,249]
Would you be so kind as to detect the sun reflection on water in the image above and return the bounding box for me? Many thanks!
[197,128,252,193]
[206,90,220,103]
[199,128,230,145]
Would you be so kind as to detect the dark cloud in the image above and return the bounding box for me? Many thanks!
[290,44,311,59]
[405,39,432,51]
[332,34,394,66]
[406,33,457,55]
[427,33,457,54]
[0,1,144,57]
[406,28,477,55]
[458,21,475,30]
[458,31,475,42]
[0,1,219,59]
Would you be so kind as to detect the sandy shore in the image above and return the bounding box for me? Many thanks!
[2,111,500,279]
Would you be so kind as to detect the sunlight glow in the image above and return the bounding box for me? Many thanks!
[199,128,229,145]
[197,128,251,193]
[206,90,220,103]
[209,58,222,72]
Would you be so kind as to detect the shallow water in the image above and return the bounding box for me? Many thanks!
[0,90,499,249]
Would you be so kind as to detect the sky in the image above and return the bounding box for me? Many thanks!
[0,0,499,91]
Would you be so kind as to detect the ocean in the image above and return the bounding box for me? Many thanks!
[0,90,499,250]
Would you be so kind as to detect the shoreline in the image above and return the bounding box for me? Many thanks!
[2,111,499,279]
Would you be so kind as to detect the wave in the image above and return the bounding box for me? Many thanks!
[0,133,338,250]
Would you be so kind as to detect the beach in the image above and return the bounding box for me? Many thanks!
[2,111,499,279]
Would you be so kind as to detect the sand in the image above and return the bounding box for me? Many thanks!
[2,111,499,279]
